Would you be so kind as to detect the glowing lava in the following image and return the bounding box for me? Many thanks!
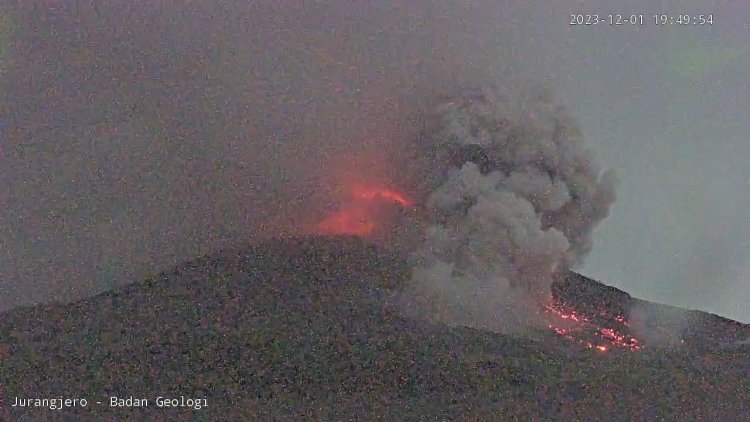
[543,303,643,352]
[314,186,414,236]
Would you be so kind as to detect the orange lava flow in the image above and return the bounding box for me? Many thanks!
[543,303,643,352]
[314,186,413,236]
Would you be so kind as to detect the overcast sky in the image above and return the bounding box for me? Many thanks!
[1,1,748,322]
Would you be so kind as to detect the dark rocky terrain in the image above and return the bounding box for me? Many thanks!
[2,236,749,420]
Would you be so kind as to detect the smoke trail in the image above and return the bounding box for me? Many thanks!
[397,82,617,333]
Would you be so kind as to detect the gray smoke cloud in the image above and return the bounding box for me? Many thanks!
[397,82,617,333]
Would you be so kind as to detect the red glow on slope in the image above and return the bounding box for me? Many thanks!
[543,303,643,352]
[314,186,414,236]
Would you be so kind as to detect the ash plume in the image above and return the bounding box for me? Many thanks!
[397,82,617,333]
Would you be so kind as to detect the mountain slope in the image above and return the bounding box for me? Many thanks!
[2,236,748,420]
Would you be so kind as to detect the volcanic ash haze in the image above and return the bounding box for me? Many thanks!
[0,1,537,310]
[397,83,617,334]
[1,2,615,317]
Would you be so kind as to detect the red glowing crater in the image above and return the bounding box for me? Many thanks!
[314,186,414,236]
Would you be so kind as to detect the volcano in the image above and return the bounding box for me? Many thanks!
[2,236,749,420]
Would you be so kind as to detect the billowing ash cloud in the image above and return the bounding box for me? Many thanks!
[396,82,617,333]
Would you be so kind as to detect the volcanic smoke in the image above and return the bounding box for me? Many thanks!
[396,82,617,334]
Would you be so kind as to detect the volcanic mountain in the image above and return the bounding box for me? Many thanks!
[2,236,748,420]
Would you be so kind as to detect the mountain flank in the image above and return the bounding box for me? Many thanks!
[2,236,748,420]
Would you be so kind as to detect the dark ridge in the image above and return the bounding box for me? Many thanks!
[1,236,748,420]
[553,271,631,320]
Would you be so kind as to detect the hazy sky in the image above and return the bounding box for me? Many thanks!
[1,1,748,322]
